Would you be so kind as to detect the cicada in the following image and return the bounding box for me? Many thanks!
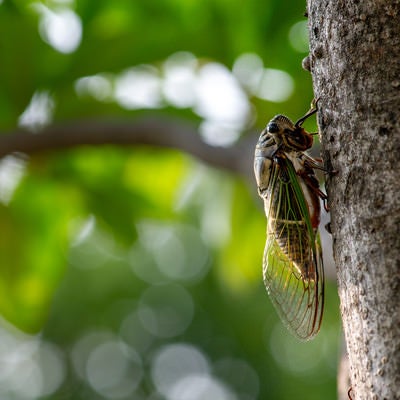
[254,101,327,340]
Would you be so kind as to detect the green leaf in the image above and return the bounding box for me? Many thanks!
[0,175,80,332]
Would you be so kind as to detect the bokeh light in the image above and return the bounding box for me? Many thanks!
[214,357,260,400]
[151,343,210,397]
[256,69,295,103]
[75,74,114,102]
[69,217,119,270]
[114,65,163,109]
[176,167,233,248]
[119,311,155,355]
[71,50,296,146]
[162,52,198,108]
[86,339,142,398]
[18,91,54,131]
[0,324,65,399]
[289,20,309,53]
[132,221,210,283]
[0,155,27,205]
[167,374,237,400]
[138,284,194,338]
[33,3,82,54]
[232,53,264,93]
[232,52,295,103]
[268,323,331,376]
[71,330,115,381]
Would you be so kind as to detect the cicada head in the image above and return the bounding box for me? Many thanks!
[267,115,295,138]
[263,114,314,152]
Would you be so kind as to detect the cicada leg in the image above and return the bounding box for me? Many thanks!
[296,154,330,211]
[348,387,354,400]
[301,153,326,172]
[300,172,329,212]
[294,98,320,127]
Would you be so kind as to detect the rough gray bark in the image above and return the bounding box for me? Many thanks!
[307,1,400,399]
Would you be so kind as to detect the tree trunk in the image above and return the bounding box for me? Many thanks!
[307,1,400,399]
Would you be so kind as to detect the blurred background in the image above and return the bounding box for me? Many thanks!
[0,0,341,399]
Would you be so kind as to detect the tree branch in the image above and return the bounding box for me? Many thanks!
[0,117,256,178]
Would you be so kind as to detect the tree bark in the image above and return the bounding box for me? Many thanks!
[307,1,400,399]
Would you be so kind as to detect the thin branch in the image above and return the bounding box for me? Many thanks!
[0,117,256,178]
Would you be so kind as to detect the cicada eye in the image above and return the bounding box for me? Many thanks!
[267,122,279,133]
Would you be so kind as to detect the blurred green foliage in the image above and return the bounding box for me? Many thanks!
[0,1,340,399]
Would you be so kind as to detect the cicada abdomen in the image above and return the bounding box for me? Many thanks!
[254,101,326,340]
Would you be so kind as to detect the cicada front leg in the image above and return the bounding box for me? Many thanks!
[296,153,329,211]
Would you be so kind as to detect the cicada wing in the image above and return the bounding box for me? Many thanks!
[263,233,324,340]
[262,156,324,340]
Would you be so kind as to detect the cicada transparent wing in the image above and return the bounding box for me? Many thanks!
[262,153,324,340]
